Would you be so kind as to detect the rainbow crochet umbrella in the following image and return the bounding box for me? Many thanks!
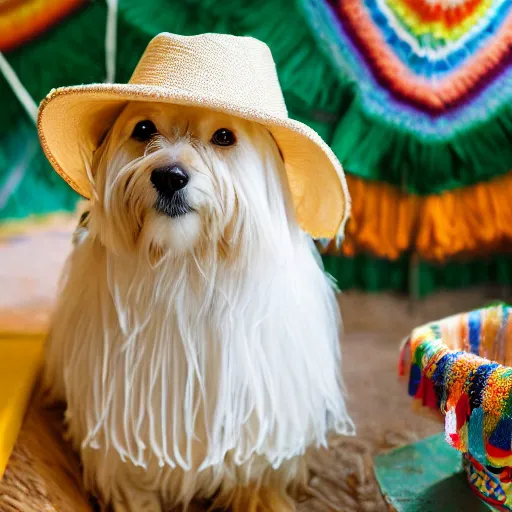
[308,0,512,293]
[1,0,512,295]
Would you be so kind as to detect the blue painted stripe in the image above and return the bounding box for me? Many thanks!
[408,364,422,396]
[499,306,510,361]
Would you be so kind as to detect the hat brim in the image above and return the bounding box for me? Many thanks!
[38,84,350,239]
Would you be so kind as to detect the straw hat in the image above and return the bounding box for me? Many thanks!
[38,32,350,239]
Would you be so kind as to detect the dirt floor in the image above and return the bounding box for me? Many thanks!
[0,221,500,511]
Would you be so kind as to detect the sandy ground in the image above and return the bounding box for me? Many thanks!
[0,223,499,510]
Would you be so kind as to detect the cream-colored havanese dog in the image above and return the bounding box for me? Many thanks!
[40,33,353,512]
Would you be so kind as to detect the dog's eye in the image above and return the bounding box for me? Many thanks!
[211,128,236,147]
[131,120,157,141]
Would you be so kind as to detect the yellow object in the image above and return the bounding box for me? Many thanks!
[0,332,45,479]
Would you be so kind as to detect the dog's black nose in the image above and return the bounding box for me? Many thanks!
[151,165,189,196]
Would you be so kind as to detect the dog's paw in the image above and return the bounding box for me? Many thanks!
[110,488,162,512]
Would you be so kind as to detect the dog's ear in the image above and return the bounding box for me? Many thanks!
[90,127,114,176]
[93,126,112,159]
[268,132,284,162]
[91,102,129,160]
[96,126,111,149]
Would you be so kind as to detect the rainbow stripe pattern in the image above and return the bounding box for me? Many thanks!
[306,0,512,135]
[299,0,512,194]
[337,0,511,116]
[300,0,512,282]
[400,304,512,510]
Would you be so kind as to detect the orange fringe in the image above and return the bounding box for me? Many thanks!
[332,172,512,262]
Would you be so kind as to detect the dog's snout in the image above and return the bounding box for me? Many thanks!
[151,165,189,196]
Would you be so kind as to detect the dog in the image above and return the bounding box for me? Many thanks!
[42,101,353,511]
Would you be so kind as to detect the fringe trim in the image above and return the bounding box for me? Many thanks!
[321,251,512,297]
[0,0,86,53]
[403,306,512,467]
[336,176,420,260]
[324,172,512,262]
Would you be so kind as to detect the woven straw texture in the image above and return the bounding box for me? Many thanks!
[38,32,350,240]
[0,398,401,512]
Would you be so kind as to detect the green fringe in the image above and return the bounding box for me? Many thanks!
[0,3,108,221]
[330,98,512,195]
[2,0,511,295]
[297,0,512,195]
[322,253,512,297]
[1,0,345,222]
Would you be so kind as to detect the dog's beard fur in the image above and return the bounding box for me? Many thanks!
[44,103,353,509]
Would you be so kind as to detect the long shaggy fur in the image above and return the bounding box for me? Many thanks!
[43,103,353,511]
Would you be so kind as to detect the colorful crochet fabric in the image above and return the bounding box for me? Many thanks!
[2,0,512,294]
[301,0,512,192]
[300,0,512,264]
[400,304,512,510]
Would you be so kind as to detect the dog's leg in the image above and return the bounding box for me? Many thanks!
[110,485,162,512]
[213,484,295,512]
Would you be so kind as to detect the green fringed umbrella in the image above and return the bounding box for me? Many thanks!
[301,0,512,194]
[1,0,511,296]
[302,0,512,296]
[0,0,346,222]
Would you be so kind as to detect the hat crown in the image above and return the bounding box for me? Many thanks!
[129,32,288,118]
